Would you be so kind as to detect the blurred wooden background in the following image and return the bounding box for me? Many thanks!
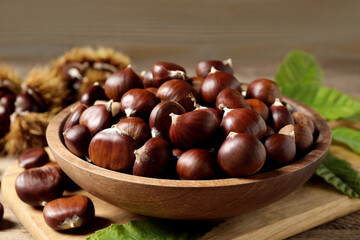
[0,0,360,239]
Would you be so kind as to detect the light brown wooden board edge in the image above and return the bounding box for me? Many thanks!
[2,143,360,240]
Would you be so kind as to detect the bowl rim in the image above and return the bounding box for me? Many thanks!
[46,96,332,188]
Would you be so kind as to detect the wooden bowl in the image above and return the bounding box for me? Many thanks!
[46,97,331,220]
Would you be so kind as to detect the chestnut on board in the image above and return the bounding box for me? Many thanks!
[169,109,220,149]
[18,147,50,169]
[149,100,186,139]
[264,134,296,165]
[133,137,172,177]
[15,164,65,207]
[176,149,216,180]
[196,59,233,78]
[120,88,158,118]
[88,127,136,171]
[104,65,143,101]
[43,195,95,231]
[218,132,266,177]
[200,67,241,105]
[152,62,187,87]
[157,79,200,112]
[221,108,267,139]
[63,125,92,158]
[246,78,281,106]
[116,117,151,148]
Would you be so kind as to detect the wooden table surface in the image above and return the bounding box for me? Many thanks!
[1,0,360,239]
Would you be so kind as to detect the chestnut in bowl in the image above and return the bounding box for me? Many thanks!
[47,97,331,220]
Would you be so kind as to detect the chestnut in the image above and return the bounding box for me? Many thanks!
[246,78,281,106]
[0,93,15,116]
[120,88,158,118]
[15,164,65,207]
[14,91,42,113]
[133,137,171,177]
[18,147,50,169]
[149,100,186,139]
[64,125,92,158]
[215,88,251,114]
[169,109,219,149]
[80,82,107,107]
[176,149,216,180]
[104,65,143,101]
[116,117,151,148]
[145,87,158,96]
[152,62,187,87]
[263,125,276,139]
[292,112,315,135]
[279,124,314,156]
[0,110,10,138]
[221,108,267,139]
[157,79,200,111]
[88,126,136,171]
[79,101,112,135]
[196,59,233,78]
[269,98,294,132]
[43,195,95,231]
[94,100,122,118]
[62,104,87,133]
[142,71,155,88]
[264,134,296,165]
[245,98,269,122]
[218,132,266,177]
[200,67,241,105]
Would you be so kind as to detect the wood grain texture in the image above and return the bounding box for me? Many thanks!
[1,143,359,240]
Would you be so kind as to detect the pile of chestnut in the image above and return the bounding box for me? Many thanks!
[63,60,315,180]
[15,147,95,231]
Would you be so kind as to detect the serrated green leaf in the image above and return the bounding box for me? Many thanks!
[316,153,360,198]
[275,50,323,87]
[87,218,215,240]
[332,127,360,154]
[280,84,360,121]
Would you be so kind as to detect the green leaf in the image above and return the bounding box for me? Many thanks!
[275,50,323,87]
[280,84,360,121]
[316,153,360,198]
[332,127,360,154]
[87,218,215,240]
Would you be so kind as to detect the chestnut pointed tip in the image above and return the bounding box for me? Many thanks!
[210,66,218,74]
[139,70,147,77]
[223,58,232,67]
[124,108,136,117]
[273,98,283,106]
[227,132,238,139]
[169,70,186,80]
[126,64,132,69]
[169,113,179,126]
[151,128,160,138]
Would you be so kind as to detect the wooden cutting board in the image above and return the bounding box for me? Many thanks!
[2,143,360,240]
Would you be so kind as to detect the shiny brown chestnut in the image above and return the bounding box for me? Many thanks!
[15,164,65,207]
[104,65,143,101]
[142,71,155,88]
[215,88,251,114]
[169,108,220,149]
[14,91,42,113]
[246,78,281,106]
[133,137,171,177]
[0,93,15,116]
[116,117,151,148]
[18,147,50,169]
[88,126,136,171]
[218,132,266,177]
[79,100,112,135]
[62,104,87,133]
[145,87,158,96]
[264,134,296,165]
[279,124,314,156]
[246,98,269,122]
[63,124,92,158]
[196,59,233,78]
[292,112,315,135]
[149,100,186,139]
[151,62,187,87]
[200,67,241,105]
[269,98,294,132]
[120,88,158,118]
[157,79,200,112]
[43,195,95,231]
[176,149,216,180]
[80,82,107,107]
[221,108,267,139]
